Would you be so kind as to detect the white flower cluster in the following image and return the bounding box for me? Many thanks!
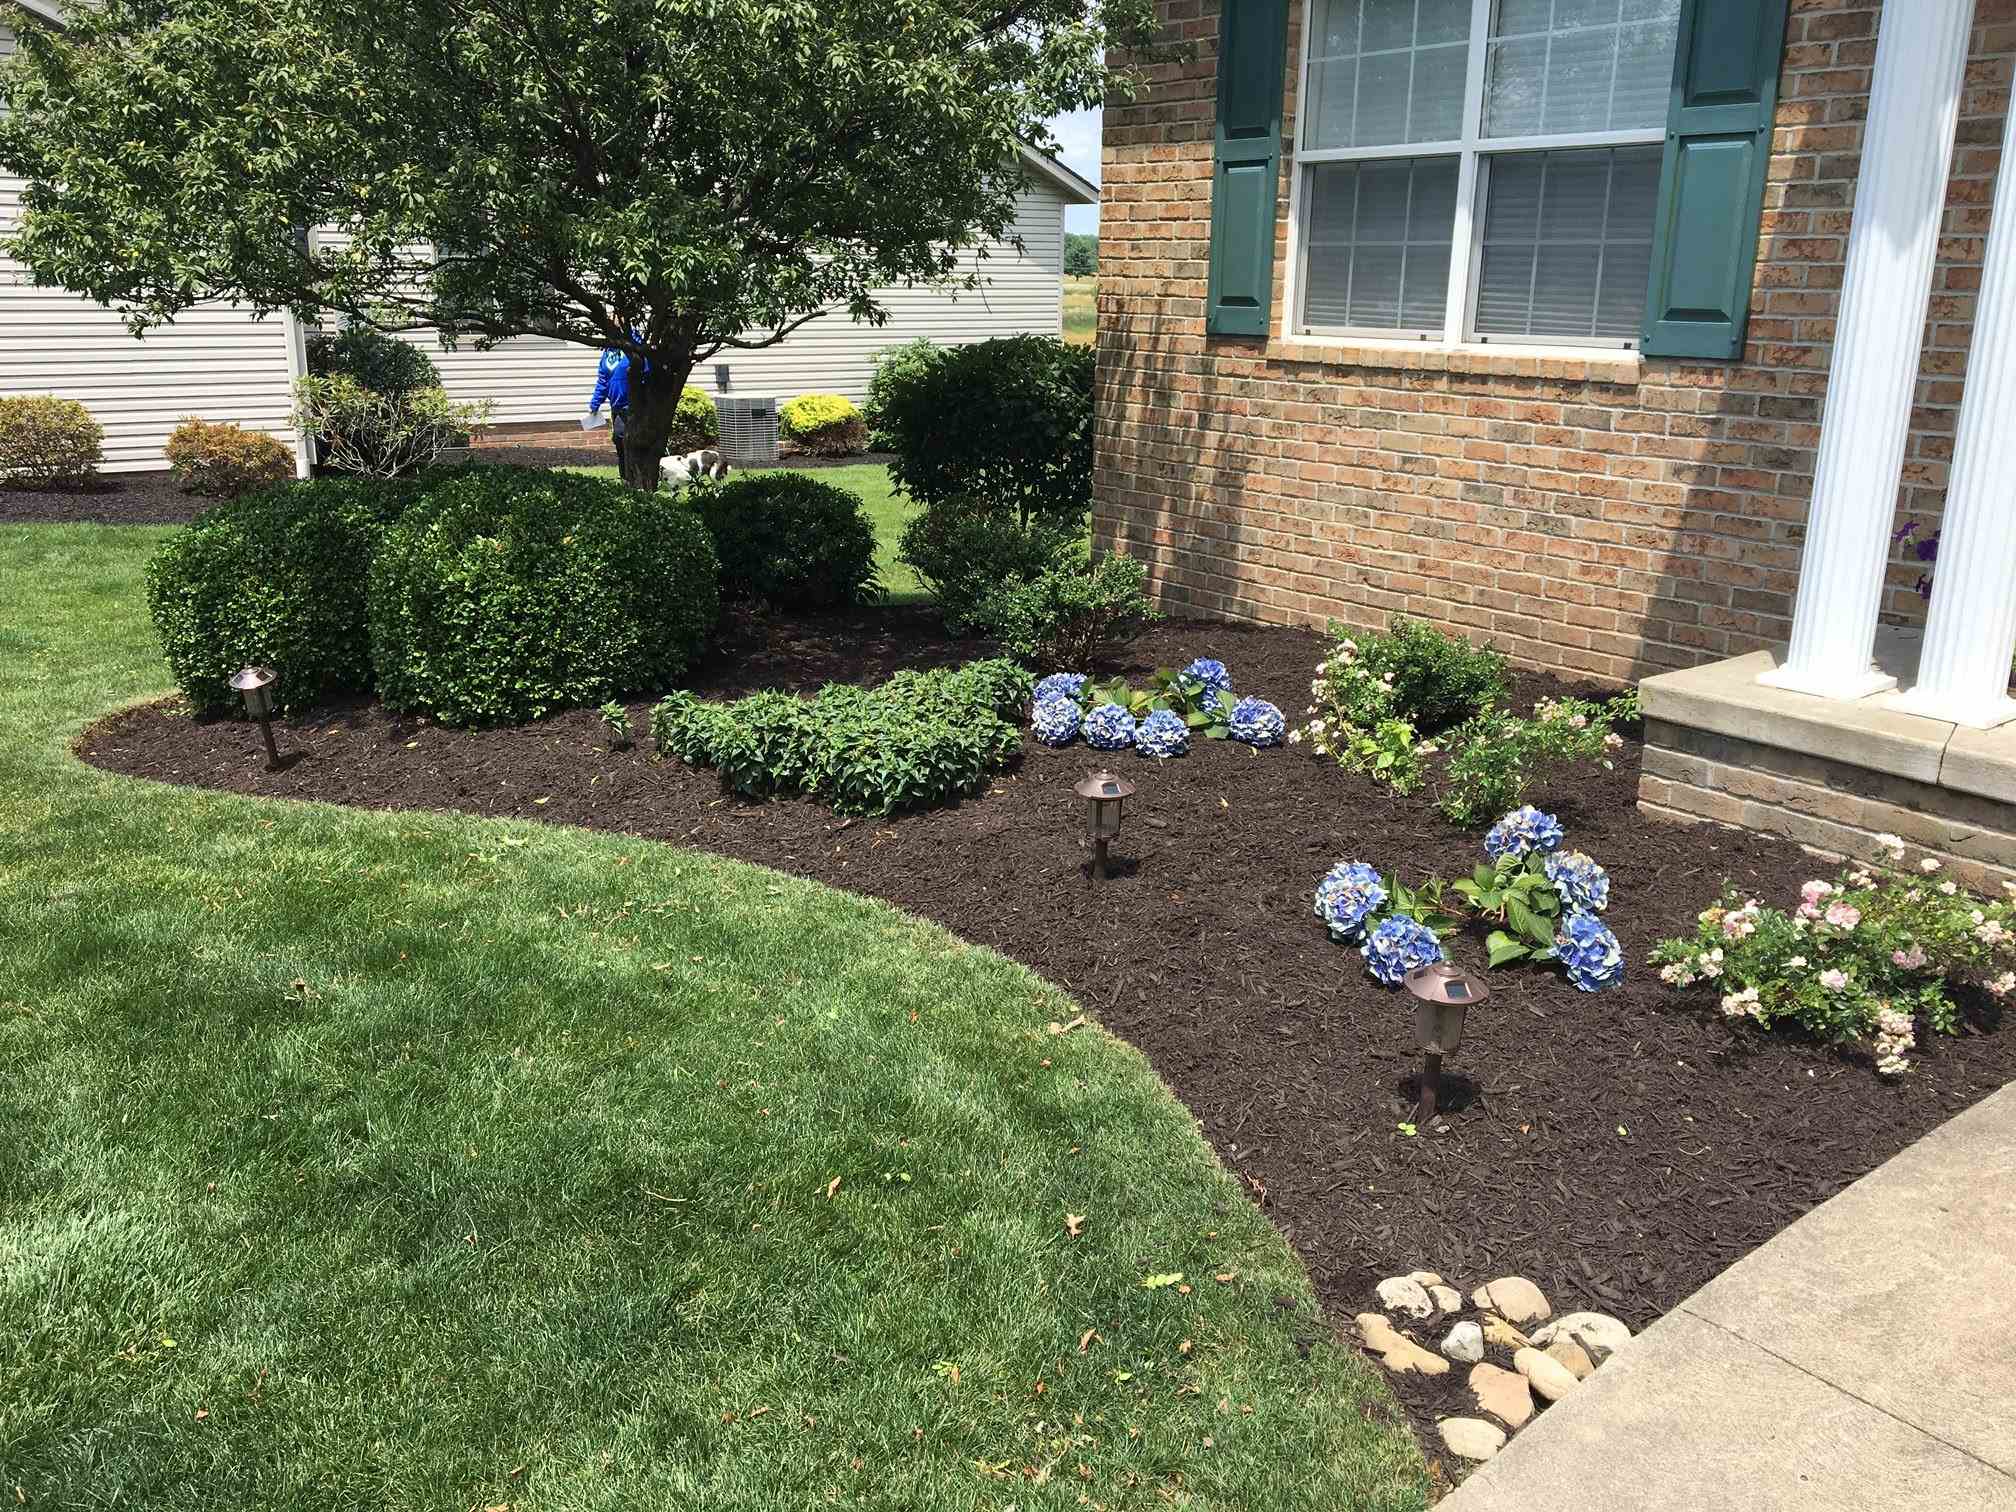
[1872,1005,1916,1077]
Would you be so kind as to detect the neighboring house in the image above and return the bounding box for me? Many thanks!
[1101,0,2016,884]
[0,0,1097,467]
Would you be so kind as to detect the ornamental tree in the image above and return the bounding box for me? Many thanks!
[0,0,1153,488]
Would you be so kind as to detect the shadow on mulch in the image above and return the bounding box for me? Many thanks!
[79,613,2016,1467]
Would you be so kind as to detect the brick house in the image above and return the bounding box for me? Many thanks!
[1097,0,2016,881]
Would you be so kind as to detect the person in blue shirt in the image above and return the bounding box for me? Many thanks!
[587,335,647,473]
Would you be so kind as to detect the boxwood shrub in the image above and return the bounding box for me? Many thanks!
[146,475,422,716]
[688,472,882,609]
[778,393,867,457]
[652,658,1032,817]
[897,500,1082,635]
[369,468,718,726]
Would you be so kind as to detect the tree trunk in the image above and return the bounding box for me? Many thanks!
[618,354,698,492]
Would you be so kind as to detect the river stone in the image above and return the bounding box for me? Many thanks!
[1546,1338,1595,1379]
[1514,1346,1580,1402]
[1481,1314,1531,1351]
[1471,1277,1551,1326]
[1532,1311,1633,1365]
[1439,1418,1507,1462]
[1356,1313,1450,1377]
[1441,1321,1484,1364]
[1429,1284,1463,1314]
[1468,1362,1534,1428]
[1376,1276,1436,1320]
[1406,1269,1446,1288]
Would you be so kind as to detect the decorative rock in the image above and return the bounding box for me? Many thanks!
[1440,1321,1484,1364]
[1356,1313,1450,1377]
[1429,1284,1463,1315]
[1481,1314,1531,1351]
[1514,1346,1580,1402]
[1532,1311,1633,1365]
[1468,1362,1535,1428]
[1546,1339,1595,1380]
[1438,1418,1507,1462]
[1375,1276,1436,1320]
[1471,1277,1551,1326]
[1406,1269,1446,1288]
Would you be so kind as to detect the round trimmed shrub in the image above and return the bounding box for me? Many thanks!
[670,385,720,451]
[0,395,103,489]
[897,501,1081,635]
[368,469,718,727]
[779,393,867,457]
[165,418,295,498]
[146,475,421,716]
[689,472,881,610]
[306,326,440,397]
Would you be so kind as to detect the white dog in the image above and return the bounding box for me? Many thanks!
[662,449,730,489]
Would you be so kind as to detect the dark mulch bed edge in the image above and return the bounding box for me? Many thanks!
[78,614,2016,1470]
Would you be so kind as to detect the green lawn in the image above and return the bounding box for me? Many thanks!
[566,460,926,602]
[0,524,1424,1509]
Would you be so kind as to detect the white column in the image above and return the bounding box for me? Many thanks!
[1888,100,2016,730]
[1759,0,1973,702]
[281,308,314,481]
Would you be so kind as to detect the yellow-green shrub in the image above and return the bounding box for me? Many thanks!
[779,392,867,457]
[0,395,103,489]
[165,418,296,498]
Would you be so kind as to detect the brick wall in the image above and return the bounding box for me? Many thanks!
[1095,0,2016,684]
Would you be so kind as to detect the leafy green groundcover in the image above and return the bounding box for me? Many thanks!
[0,524,1427,1512]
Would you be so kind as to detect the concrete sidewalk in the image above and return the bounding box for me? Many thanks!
[1441,1081,2016,1510]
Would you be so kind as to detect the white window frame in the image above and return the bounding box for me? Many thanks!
[1284,0,1668,352]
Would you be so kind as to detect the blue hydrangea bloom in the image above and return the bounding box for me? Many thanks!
[1361,914,1447,986]
[1083,702,1138,752]
[1543,849,1611,913]
[1034,672,1088,706]
[1031,695,1081,747]
[1228,696,1286,747]
[1557,910,1624,992]
[1314,861,1386,942]
[1485,806,1567,861]
[1134,708,1190,759]
[1182,658,1232,704]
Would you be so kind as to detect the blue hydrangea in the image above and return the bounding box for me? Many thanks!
[1134,708,1190,759]
[1083,702,1138,751]
[1485,806,1566,861]
[1031,695,1081,747]
[1544,849,1611,913]
[1034,672,1088,706]
[1228,696,1286,747]
[1314,861,1386,942]
[1182,658,1232,704]
[1557,910,1624,992]
[1361,914,1447,986]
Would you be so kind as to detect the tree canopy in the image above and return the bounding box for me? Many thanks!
[1064,231,1097,277]
[0,0,1153,484]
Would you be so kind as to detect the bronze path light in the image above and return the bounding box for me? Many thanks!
[1402,962,1488,1125]
[1073,769,1135,882]
[229,665,283,770]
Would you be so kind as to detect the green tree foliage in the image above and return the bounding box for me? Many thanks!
[1064,232,1098,277]
[0,0,1159,490]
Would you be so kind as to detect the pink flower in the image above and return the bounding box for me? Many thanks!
[1892,945,1927,970]
[1823,902,1861,930]
[1819,969,1849,991]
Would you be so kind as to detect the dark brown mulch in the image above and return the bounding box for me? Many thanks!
[1,471,209,526]
[81,615,2014,1458]
[473,443,897,473]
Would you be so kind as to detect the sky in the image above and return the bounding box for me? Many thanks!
[1046,107,1102,234]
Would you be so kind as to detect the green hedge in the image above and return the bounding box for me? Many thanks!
[652,659,1032,817]
[145,475,424,716]
[689,472,882,609]
[369,468,718,726]
[897,501,1081,635]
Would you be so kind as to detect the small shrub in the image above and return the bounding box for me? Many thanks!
[1434,694,1634,826]
[864,337,944,448]
[599,700,633,748]
[295,375,492,478]
[165,419,295,498]
[1651,836,2016,1074]
[369,468,718,726]
[876,334,1093,524]
[651,658,1031,817]
[146,475,422,715]
[779,393,867,457]
[898,502,1081,635]
[689,472,882,609]
[973,543,1158,668]
[670,385,720,451]
[1305,617,1507,738]
[305,326,441,396]
[0,395,103,489]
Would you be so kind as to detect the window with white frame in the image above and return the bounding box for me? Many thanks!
[1293,0,1682,348]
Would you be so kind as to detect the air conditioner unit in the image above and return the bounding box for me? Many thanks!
[714,395,780,466]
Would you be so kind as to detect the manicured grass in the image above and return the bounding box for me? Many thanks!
[566,460,926,602]
[0,524,1424,1509]
[1063,276,1096,347]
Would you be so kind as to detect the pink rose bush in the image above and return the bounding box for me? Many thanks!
[1651,835,2016,1075]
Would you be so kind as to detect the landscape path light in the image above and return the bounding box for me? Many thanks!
[1402,961,1488,1126]
[229,665,283,770]
[1073,768,1136,882]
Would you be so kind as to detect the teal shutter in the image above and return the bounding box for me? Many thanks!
[1205,0,1290,338]
[1640,0,1791,359]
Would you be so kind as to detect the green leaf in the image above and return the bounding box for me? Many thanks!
[1504,895,1542,940]
[1141,1271,1184,1290]
[1486,931,1530,967]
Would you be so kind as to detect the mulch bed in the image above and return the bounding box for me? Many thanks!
[80,614,2015,1463]
[1,471,210,526]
